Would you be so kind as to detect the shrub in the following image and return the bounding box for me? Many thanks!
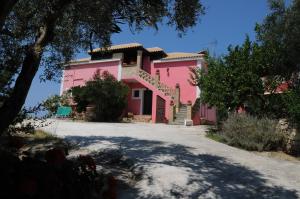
[221,114,284,151]
[42,93,71,116]
[282,87,300,128]
[72,71,129,122]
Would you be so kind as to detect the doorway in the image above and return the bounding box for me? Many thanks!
[143,90,152,115]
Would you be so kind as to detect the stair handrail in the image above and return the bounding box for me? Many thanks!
[137,69,176,99]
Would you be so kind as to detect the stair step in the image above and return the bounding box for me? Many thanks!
[175,115,186,117]
[175,113,187,116]
[174,117,186,120]
[170,122,184,125]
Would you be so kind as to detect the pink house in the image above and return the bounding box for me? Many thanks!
[61,43,216,125]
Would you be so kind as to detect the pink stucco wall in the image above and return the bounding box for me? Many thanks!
[62,55,216,125]
[125,76,172,123]
[125,82,145,115]
[152,60,197,104]
[62,61,119,92]
[142,56,151,74]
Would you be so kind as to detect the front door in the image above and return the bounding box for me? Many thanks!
[143,90,152,115]
[156,96,165,123]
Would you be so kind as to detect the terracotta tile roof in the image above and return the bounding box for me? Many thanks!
[69,57,90,64]
[91,43,142,53]
[264,82,289,95]
[162,52,203,60]
[146,47,164,53]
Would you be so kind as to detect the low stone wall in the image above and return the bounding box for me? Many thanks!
[132,115,152,123]
[277,119,300,155]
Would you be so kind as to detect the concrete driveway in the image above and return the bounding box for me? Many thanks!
[42,120,300,199]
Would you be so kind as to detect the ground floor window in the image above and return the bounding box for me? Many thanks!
[132,89,141,99]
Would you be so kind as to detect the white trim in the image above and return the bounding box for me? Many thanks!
[131,88,146,115]
[140,89,144,115]
[153,57,204,63]
[66,58,121,66]
[117,60,122,81]
[196,59,202,98]
[60,70,65,96]
[132,89,142,99]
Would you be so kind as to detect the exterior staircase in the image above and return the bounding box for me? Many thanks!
[170,105,187,125]
[137,69,176,99]
[122,66,176,100]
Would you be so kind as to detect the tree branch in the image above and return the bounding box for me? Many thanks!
[0,0,19,33]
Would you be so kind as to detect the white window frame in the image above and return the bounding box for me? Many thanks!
[132,89,142,99]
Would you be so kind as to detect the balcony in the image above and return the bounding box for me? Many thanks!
[122,64,139,79]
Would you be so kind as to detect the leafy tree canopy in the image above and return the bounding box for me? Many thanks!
[191,37,265,113]
[192,0,300,123]
[255,0,300,80]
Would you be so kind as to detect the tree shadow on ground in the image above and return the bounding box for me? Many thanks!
[65,136,298,199]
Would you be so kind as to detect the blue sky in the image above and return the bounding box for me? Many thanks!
[25,0,275,108]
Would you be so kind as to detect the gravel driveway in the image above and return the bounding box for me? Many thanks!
[41,120,300,199]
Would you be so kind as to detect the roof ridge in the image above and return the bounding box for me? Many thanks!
[91,42,143,53]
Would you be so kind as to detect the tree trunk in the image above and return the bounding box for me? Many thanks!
[0,0,72,134]
[0,45,42,133]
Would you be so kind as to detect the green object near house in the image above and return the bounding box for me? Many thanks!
[56,106,72,117]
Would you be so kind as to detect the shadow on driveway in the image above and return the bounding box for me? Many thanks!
[65,136,298,199]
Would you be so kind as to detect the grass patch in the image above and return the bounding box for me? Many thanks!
[31,130,58,140]
[206,129,226,143]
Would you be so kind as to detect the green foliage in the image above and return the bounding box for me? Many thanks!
[42,95,61,116]
[255,0,300,79]
[72,72,129,122]
[42,93,70,116]
[191,37,265,116]
[222,114,284,151]
[192,98,201,117]
[191,0,300,125]
[206,129,226,143]
[282,85,300,126]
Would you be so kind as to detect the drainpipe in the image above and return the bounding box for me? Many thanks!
[175,83,180,113]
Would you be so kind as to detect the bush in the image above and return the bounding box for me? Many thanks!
[221,114,284,151]
[72,71,129,122]
[282,87,300,128]
[42,93,71,117]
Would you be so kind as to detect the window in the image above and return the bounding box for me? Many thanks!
[132,89,141,99]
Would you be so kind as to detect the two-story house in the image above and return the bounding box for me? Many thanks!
[61,43,216,125]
